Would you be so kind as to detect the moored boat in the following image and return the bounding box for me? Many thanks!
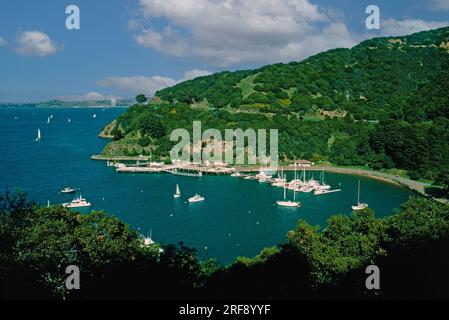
[63,195,92,208]
[60,187,76,194]
[174,184,181,198]
[352,180,369,211]
[188,194,205,203]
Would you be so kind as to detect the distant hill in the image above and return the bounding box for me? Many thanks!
[0,98,134,108]
[100,27,449,181]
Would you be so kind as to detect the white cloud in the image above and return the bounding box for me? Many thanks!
[133,0,357,66]
[58,92,121,102]
[181,69,212,81]
[15,31,59,57]
[98,76,177,97]
[0,37,6,47]
[430,0,449,11]
[381,19,449,37]
[97,69,212,97]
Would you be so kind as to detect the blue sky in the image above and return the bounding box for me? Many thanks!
[0,0,448,102]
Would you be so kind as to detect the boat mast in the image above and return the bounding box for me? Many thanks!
[303,167,306,184]
[284,184,287,200]
[358,180,361,204]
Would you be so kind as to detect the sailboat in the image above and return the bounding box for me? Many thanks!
[47,117,51,124]
[277,184,301,208]
[68,118,71,123]
[173,184,181,198]
[35,129,41,142]
[352,180,369,211]
[143,229,155,246]
[93,114,97,118]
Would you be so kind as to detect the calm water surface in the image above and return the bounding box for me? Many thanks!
[0,107,414,264]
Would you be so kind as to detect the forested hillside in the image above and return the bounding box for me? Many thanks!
[101,27,449,181]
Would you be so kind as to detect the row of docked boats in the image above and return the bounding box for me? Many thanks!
[233,166,368,211]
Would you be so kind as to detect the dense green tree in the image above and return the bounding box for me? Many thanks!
[435,170,449,195]
[135,94,148,104]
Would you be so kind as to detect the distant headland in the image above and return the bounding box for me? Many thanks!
[0,98,133,108]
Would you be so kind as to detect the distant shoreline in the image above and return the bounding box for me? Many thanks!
[0,105,130,109]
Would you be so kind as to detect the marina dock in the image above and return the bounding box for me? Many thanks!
[111,161,236,176]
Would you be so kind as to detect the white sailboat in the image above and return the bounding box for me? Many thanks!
[93,114,97,118]
[143,229,155,246]
[173,184,181,198]
[352,180,369,211]
[68,118,71,123]
[277,184,301,208]
[35,129,41,142]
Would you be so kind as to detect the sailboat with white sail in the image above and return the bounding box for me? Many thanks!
[143,229,154,246]
[35,129,41,142]
[173,184,181,198]
[352,180,369,211]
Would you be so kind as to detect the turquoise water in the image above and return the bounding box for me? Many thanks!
[0,107,414,264]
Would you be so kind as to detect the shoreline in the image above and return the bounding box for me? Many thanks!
[91,155,149,161]
[91,154,433,198]
[237,165,431,197]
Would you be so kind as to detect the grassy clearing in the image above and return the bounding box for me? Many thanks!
[236,73,260,99]
[191,98,210,110]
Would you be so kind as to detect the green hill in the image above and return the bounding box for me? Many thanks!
[99,27,449,180]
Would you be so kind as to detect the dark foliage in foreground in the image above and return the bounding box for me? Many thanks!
[1,192,448,300]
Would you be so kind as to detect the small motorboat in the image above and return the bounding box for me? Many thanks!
[188,194,205,203]
[60,187,76,194]
[63,195,92,208]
